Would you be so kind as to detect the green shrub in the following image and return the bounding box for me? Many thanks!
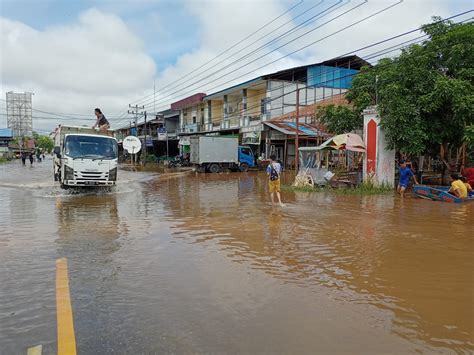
[282,182,393,195]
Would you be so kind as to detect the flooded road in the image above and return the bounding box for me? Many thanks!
[0,159,473,354]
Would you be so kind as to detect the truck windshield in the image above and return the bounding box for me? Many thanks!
[64,135,117,159]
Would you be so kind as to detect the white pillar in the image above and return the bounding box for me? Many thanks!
[363,106,395,187]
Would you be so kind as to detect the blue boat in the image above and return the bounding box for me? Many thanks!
[413,185,474,203]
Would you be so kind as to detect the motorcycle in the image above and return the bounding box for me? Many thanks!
[168,155,190,168]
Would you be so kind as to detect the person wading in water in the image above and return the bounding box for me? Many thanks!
[266,154,285,207]
[92,108,110,131]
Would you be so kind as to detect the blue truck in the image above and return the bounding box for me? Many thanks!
[189,136,255,173]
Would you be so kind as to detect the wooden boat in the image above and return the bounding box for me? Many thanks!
[413,185,474,203]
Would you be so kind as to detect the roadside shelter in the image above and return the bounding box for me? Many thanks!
[298,133,365,185]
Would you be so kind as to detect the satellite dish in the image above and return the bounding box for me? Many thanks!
[123,136,142,154]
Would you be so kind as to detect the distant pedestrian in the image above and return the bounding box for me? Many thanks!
[267,154,285,207]
[21,151,26,165]
[92,108,110,131]
[397,160,418,197]
[29,152,34,165]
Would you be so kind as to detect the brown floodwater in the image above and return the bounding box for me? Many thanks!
[0,158,472,354]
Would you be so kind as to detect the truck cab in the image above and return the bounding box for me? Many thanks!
[238,146,256,172]
[53,126,118,188]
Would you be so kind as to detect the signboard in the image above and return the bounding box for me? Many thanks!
[179,137,190,146]
[242,131,261,145]
[130,127,137,136]
[145,137,153,147]
[157,127,167,141]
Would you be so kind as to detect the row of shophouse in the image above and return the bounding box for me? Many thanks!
[114,55,369,168]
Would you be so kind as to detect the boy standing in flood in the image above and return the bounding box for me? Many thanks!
[267,154,285,207]
[397,160,418,197]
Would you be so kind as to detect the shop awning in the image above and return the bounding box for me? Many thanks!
[299,133,365,152]
[263,121,329,138]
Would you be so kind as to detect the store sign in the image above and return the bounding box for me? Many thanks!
[157,127,167,141]
[242,131,261,145]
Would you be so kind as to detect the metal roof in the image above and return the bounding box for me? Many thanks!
[264,121,330,138]
[261,55,371,80]
[0,128,13,138]
[170,93,206,110]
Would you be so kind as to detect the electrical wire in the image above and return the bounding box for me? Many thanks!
[113,17,473,130]
[133,0,343,109]
[138,0,363,111]
[110,0,307,119]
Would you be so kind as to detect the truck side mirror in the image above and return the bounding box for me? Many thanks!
[54,146,61,158]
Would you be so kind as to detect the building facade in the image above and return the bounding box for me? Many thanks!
[173,55,368,167]
[114,109,180,159]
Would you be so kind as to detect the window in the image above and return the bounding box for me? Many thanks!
[192,116,197,124]
[241,147,252,156]
[260,98,267,114]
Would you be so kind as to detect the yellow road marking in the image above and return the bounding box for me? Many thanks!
[56,258,77,355]
[27,344,42,355]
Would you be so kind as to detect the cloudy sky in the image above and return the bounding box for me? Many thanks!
[0,0,471,132]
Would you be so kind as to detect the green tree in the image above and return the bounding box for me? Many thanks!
[33,132,54,153]
[345,18,474,175]
[315,104,362,134]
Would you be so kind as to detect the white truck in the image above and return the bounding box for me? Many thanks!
[53,125,118,188]
[190,136,255,173]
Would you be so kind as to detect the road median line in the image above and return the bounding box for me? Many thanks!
[56,258,76,355]
[27,344,42,355]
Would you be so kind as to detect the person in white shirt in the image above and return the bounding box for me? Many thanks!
[266,154,284,207]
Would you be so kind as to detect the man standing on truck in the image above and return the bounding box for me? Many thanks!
[92,108,110,131]
[267,154,285,207]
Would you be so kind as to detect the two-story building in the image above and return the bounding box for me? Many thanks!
[114,109,180,159]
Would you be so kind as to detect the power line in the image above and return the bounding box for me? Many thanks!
[140,0,307,108]
[133,0,336,109]
[138,0,357,111]
[139,6,470,118]
[120,0,402,120]
[113,16,472,130]
[111,0,306,119]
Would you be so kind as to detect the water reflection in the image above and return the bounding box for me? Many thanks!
[154,172,473,353]
[55,192,127,259]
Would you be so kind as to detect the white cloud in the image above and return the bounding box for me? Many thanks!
[0,8,155,130]
[0,0,466,131]
[149,0,458,113]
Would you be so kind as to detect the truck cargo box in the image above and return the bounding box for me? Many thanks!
[190,136,238,165]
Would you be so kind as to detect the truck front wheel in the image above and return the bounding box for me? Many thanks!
[239,163,249,172]
[208,164,220,173]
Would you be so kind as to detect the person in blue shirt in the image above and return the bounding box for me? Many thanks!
[397,160,418,197]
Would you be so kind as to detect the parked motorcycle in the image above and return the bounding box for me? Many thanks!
[168,155,190,168]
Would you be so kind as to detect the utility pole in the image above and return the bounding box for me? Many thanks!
[128,104,144,135]
[143,111,147,165]
[295,85,300,172]
[128,104,145,165]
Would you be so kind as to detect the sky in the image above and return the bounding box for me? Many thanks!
[0,0,471,132]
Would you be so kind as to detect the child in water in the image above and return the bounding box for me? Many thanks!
[397,160,418,197]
